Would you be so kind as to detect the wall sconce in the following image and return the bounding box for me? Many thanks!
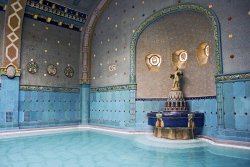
[172,50,188,70]
[196,42,209,65]
[145,54,162,72]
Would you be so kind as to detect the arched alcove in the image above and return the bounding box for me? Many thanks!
[130,3,222,98]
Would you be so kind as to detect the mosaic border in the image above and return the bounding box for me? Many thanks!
[0,1,83,31]
[91,84,137,92]
[130,3,222,84]
[0,67,21,77]
[215,73,250,82]
[26,0,87,23]
[20,85,80,92]
[136,96,216,101]
[24,12,82,31]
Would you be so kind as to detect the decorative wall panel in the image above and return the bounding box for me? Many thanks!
[1,0,26,77]
[0,11,4,63]
[20,18,80,87]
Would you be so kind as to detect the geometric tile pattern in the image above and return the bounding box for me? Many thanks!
[3,0,26,69]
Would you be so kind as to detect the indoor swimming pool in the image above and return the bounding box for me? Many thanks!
[0,128,249,167]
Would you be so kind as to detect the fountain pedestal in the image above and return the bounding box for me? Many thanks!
[154,127,194,140]
[147,89,204,140]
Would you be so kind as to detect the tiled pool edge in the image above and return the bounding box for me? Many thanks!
[197,135,250,149]
[0,125,249,149]
[0,125,151,139]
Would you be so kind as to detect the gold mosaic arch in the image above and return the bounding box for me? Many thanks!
[130,3,222,84]
[1,0,27,77]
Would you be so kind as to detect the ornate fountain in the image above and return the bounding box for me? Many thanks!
[147,50,204,140]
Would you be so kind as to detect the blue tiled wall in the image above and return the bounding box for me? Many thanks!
[187,98,217,129]
[81,84,90,124]
[90,90,136,128]
[0,76,20,129]
[186,98,218,138]
[135,100,165,131]
[216,80,250,141]
[18,90,81,128]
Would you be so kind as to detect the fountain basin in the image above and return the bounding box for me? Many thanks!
[147,111,204,127]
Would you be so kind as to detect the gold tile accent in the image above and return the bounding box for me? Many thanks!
[46,17,51,23]
[0,66,21,77]
[154,127,194,140]
[33,14,38,19]
[26,0,86,23]
[228,34,234,38]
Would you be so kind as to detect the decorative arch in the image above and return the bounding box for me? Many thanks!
[81,0,111,84]
[130,3,222,84]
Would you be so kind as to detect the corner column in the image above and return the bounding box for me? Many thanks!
[80,84,90,124]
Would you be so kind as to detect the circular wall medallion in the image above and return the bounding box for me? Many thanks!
[145,54,162,71]
[6,65,16,78]
[27,61,39,74]
[149,55,161,66]
[47,64,57,76]
[64,66,74,78]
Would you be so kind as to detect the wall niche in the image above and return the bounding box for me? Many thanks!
[136,12,216,98]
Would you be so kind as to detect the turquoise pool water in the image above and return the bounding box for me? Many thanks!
[0,130,249,167]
